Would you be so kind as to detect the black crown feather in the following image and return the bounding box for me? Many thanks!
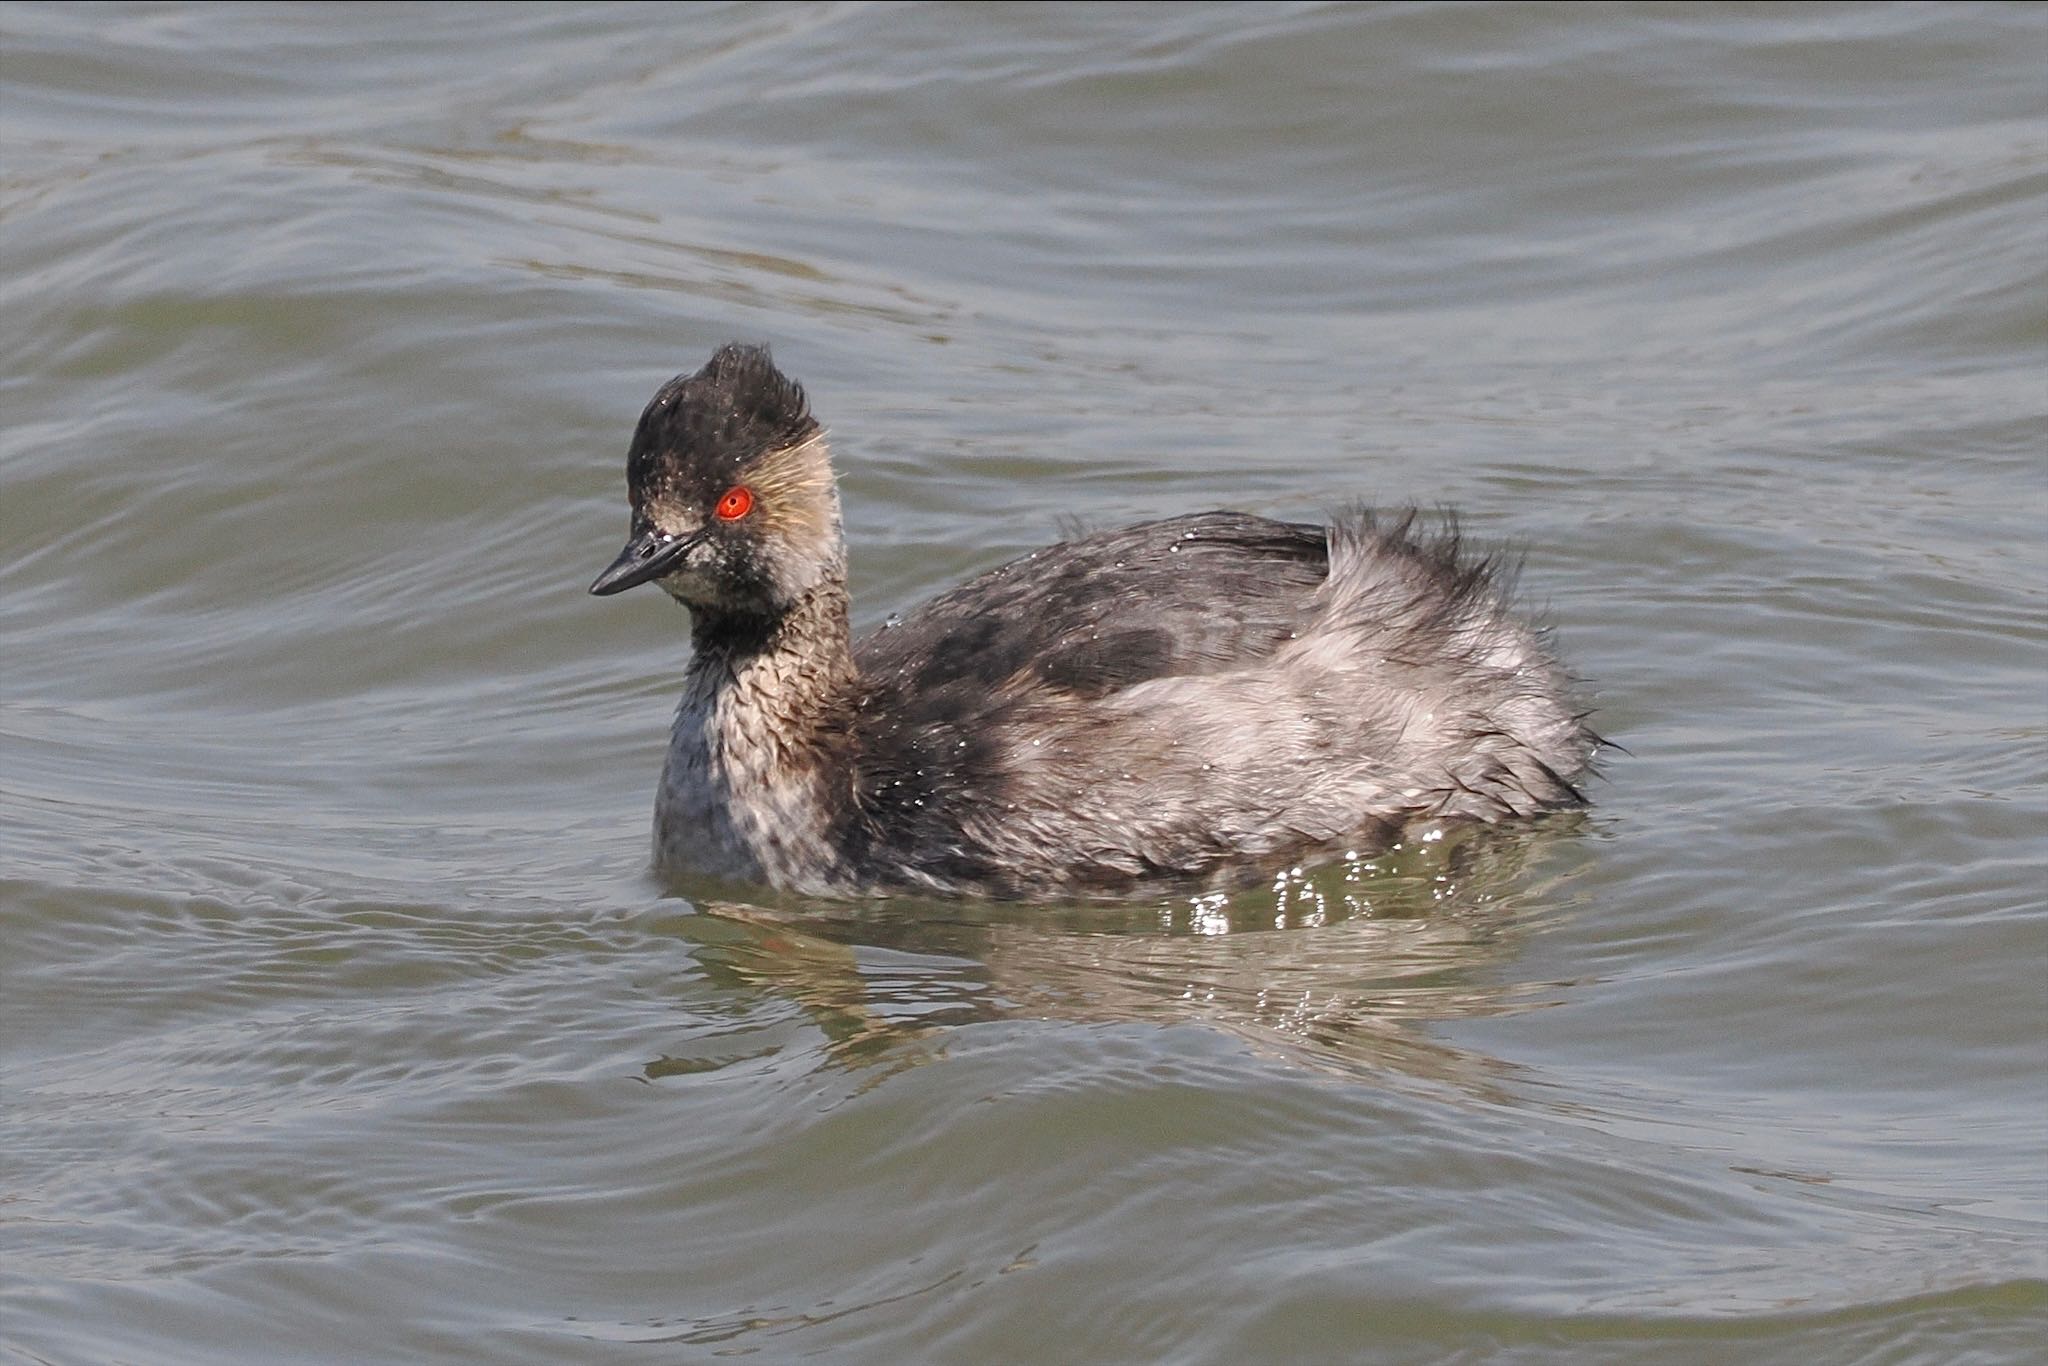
[628,344,819,497]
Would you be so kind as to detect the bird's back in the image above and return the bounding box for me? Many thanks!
[854,511,1329,699]
[837,511,1596,896]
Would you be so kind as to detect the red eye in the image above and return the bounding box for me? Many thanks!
[714,486,754,521]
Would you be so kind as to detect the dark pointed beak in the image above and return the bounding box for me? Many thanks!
[588,526,707,596]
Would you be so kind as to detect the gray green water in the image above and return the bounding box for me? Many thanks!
[4,3,2045,1362]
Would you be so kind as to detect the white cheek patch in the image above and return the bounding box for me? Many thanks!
[645,495,704,539]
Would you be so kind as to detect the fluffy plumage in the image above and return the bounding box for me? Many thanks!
[592,344,1600,899]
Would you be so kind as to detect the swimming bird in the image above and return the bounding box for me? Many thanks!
[591,344,1598,898]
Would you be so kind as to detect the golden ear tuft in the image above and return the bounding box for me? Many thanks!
[744,434,838,533]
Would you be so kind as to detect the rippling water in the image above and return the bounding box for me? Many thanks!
[4,3,2045,1362]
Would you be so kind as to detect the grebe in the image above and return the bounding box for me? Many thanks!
[591,344,1597,898]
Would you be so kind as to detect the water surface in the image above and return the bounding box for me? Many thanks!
[3,3,2045,1362]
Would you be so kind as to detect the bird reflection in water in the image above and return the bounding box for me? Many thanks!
[649,818,1594,1095]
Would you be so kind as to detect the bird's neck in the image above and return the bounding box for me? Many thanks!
[658,578,857,892]
[684,577,857,741]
